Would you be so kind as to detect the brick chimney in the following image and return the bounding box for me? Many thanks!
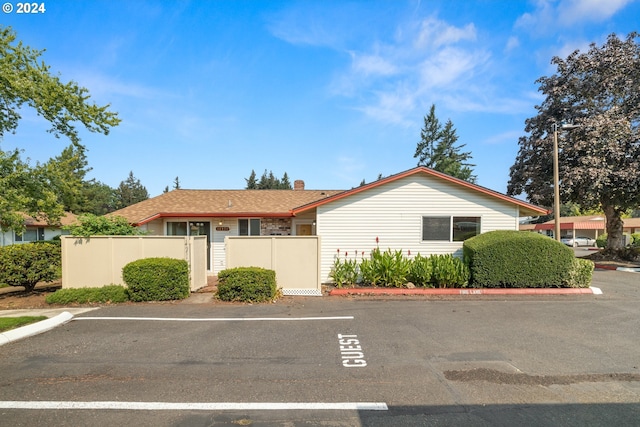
[294,180,305,191]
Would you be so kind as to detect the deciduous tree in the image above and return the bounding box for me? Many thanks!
[0,26,120,231]
[508,33,640,250]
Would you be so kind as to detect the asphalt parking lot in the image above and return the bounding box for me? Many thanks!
[0,269,638,426]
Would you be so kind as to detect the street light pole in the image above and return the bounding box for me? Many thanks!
[553,123,561,241]
[552,122,581,242]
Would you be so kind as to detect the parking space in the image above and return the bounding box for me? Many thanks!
[0,270,638,425]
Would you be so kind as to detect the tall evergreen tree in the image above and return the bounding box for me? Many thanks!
[280,172,292,189]
[173,176,181,190]
[114,171,149,209]
[42,145,91,213]
[414,104,476,183]
[245,170,258,189]
[82,180,117,215]
[248,169,292,189]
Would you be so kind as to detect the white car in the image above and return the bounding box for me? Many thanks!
[561,236,596,247]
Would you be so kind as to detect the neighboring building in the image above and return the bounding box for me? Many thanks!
[0,212,78,246]
[112,167,547,282]
[520,215,640,240]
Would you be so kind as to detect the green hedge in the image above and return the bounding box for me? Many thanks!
[463,231,579,288]
[122,257,190,301]
[562,258,594,288]
[0,242,61,292]
[46,285,129,304]
[217,267,277,302]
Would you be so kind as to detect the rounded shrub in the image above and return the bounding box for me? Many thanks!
[217,267,277,302]
[122,257,190,301]
[463,231,575,288]
[0,242,61,292]
[596,233,607,248]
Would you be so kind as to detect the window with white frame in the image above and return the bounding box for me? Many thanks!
[238,218,260,236]
[422,216,480,242]
[15,227,45,242]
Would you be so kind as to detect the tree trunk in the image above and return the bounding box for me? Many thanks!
[603,204,625,249]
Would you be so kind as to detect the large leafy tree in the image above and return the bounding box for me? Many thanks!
[414,104,476,183]
[0,26,119,145]
[0,26,120,231]
[508,33,640,250]
[0,149,62,232]
[115,171,149,209]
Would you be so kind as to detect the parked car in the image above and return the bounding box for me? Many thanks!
[561,236,596,247]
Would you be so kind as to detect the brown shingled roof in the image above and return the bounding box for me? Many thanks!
[22,212,78,227]
[110,189,344,225]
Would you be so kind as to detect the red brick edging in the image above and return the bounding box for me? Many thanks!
[329,287,597,296]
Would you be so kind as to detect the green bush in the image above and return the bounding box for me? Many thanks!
[122,257,190,301]
[596,233,607,248]
[562,258,594,288]
[359,248,410,288]
[430,254,470,288]
[631,233,640,247]
[463,231,575,288]
[217,267,277,302]
[0,242,61,292]
[329,257,359,288]
[46,285,129,304]
[64,214,145,237]
[332,249,468,288]
[407,253,433,287]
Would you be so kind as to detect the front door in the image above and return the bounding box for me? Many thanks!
[189,222,211,270]
[296,224,312,236]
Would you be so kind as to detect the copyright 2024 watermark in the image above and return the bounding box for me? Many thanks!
[3,2,46,13]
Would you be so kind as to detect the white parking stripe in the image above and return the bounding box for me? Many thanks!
[73,316,354,322]
[0,401,388,411]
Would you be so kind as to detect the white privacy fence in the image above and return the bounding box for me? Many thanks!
[61,236,207,291]
[225,236,322,296]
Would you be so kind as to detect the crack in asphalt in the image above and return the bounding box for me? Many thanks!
[444,368,640,385]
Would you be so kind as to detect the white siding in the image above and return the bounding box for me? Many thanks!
[317,175,519,282]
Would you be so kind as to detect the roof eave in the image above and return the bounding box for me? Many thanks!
[134,212,295,226]
[292,167,548,215]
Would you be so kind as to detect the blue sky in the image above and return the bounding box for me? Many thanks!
[3,0,639,197]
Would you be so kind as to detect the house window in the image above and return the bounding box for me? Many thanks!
[167,222,188,236]
[15,227,45,242]
[238,219,260,236]
[422,216,480,242]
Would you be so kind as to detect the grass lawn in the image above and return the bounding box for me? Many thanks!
[0,316,48,332]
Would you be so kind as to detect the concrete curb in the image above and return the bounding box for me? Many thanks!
[0,311,74,346]
[329,287,601,296]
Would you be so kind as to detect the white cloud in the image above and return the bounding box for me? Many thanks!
[350,52,398,77]
[557,0,634,25]
[516,0,634,32]
[505,36,520,52]
[415,17,477,49]
[331,16,494,124]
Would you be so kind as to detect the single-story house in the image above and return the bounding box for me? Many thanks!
[111,167,547,282]
[520,215,640,240]
[0,212,77,247]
